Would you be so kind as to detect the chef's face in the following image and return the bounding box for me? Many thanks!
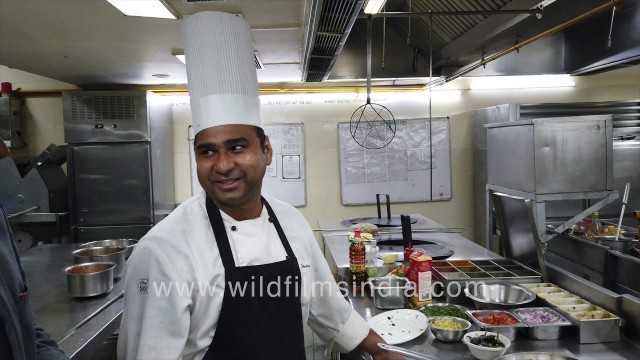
[195,124,272,216]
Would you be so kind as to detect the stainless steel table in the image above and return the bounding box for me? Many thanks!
[349,295,640,360]
[319,214,501,278]
[20,244,124,359]
[319,215,640,359]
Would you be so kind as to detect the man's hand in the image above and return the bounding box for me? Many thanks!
[358,329,405,360]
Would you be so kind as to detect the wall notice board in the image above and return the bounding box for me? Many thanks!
[189,123,306,207]
[338,117,451,205]
[262,123,306,207]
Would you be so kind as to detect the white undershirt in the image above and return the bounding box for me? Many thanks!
[220,206,288,266]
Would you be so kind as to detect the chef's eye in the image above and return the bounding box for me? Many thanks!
[199,149,215,156]
[231,145,245,152]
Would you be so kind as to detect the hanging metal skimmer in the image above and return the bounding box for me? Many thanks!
[350,16,396,149]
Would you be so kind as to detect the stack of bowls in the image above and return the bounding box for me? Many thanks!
[66,241,131,298]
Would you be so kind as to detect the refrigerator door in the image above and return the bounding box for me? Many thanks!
[69,143,153,226]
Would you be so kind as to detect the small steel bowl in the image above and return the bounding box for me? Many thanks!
[428,316,471,342]
[465,283,536,310]
[79,239,138,259]
[73,246,126,279]
[65,262,115,297]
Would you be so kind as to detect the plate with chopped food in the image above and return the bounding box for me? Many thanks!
[367,309,428,344]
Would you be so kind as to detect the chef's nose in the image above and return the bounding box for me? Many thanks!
[214,152,235,173]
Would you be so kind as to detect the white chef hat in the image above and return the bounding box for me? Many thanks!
[182,11,263,134]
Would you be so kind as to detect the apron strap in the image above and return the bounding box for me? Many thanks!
[205,195,236,270]
[261,196,296,260]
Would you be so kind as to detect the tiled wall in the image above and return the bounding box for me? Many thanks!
[2,64,640,247]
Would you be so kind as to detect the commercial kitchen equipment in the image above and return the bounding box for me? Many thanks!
[0,93,25,148]
[0,143,69,244]
[63,91,174,242]
[468,100,640,249]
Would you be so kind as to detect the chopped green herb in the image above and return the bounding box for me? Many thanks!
[419,305,468,320]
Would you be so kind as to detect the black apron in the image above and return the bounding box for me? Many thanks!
[202,196,306,360]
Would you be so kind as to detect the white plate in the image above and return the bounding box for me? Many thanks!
[367,309,428,345]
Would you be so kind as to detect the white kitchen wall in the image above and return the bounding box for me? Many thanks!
[0,65,77,159]
[3,63,639,247]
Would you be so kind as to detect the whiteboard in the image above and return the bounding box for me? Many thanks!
[262,123,306,207]
[338,117,451,205]
[189,123,306,207]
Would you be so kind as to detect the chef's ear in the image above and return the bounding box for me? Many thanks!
[264,135,273,166]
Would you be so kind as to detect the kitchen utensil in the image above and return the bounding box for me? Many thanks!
[367,309,428,344]
[511,307,573,340]
[467,310,525,341]
[79,238,138,258]
[595,235,633,253]
[377,343,437,360]
[401,214,412,250]
[615,183,630,241]
[73,246,127,279]
[349,16,396,149]
[428,316,471,342]
[465,283,536,310]
[368,277,410,309]
[65,262,115,297]
[496,353,577,360]
[463,331,511,360]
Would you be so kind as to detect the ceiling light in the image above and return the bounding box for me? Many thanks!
[469,74,575,90]
[175,54,186,64]
[106,0,179,19]
[363,0,387,14]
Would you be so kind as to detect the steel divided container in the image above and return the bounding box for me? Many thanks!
[520,283,623,343]
[431,259,542,303]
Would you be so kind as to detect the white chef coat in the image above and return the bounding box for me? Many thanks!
[117,193,369,360]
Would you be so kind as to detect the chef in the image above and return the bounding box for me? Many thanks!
[117,11,400,360]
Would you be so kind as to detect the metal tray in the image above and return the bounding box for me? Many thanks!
[511,307,573,340]
[431,259,542,303]
[520,283,623,343]
[466,310,526,341]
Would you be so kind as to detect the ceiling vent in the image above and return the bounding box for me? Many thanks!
[302,0,364,82]
[254,51,264,70]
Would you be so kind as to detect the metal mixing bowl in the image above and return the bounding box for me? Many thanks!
[79,239,138,258]
[497,352,577,360]
[65,262,115,297]
[73,246,127,279]
[464,283,536,310]
[428,316,471,342]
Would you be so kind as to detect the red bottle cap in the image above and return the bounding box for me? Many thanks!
[1,82,12,95]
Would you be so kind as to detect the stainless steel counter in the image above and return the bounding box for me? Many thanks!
[319,214,501,277]
[349,295,640,360]
[320,215,640,359]
[20,244,123,359]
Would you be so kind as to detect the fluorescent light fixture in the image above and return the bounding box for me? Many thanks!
[364,0,387,14]
[469,74,575,90]
[106,0,179,19]
[175,54,186,64]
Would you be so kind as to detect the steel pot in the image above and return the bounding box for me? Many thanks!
[65,262,115,297]
[595,235,633,253]
[79,239,138,259]
[73,246,126,279]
